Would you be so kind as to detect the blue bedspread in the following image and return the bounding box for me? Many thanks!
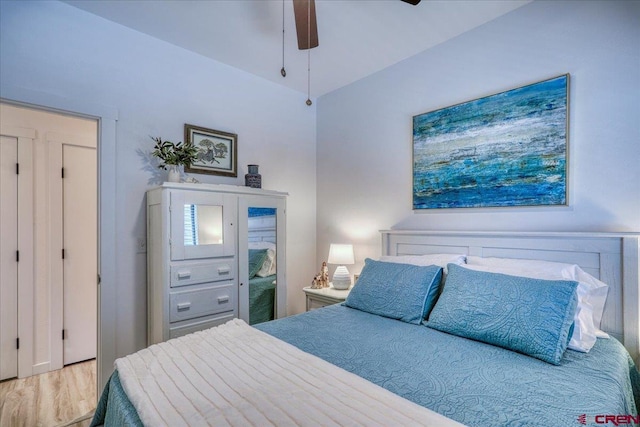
[257,304,640,427]
[91,304,640,426]
[90,370,142,427]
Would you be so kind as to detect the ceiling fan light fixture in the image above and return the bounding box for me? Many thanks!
[289,0,414,104]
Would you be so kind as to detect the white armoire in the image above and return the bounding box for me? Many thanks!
[146,183,287,345]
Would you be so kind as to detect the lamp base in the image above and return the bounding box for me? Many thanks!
[332,266,351,290]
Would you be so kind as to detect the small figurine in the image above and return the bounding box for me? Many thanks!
[311,274,321,289]
[311,261,330,289]
[320,262,329,288]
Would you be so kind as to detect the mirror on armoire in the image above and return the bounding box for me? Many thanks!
[246,207,277,325]
[183,204,224,246]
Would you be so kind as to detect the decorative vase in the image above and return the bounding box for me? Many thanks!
[245,164,262,188]
[167,164,181,183]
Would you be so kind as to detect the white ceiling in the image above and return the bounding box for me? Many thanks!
[62,0,530,98]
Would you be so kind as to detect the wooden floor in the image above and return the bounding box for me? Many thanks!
[0,359,96,427]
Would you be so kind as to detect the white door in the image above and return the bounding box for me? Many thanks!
[0,136,18,380]
[63,144,97,365]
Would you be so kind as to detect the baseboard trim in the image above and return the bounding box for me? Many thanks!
[32,361,51,375]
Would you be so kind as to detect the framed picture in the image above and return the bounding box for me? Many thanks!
[413,74,569,209]
[184,124,237,177]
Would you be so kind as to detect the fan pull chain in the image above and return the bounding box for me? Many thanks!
[281,0,286,77]
[306,0,312,106]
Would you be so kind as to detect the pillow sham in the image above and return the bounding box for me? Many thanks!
[379,254,466,268]
[344,258,443,324]
[249,242,276,277]
[248,249,268,279]
[379,254,466,274]
[466,256,609,352]
[427,264,578,365]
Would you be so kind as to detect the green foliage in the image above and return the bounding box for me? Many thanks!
[151,136,199,169]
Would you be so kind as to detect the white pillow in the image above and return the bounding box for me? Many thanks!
[465,256,610,353]
[249,242,276,277]
[379,254,466,274]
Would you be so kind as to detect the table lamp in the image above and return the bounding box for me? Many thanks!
[328,244,355,290]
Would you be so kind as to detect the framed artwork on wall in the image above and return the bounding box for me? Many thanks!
[412,74,569,210]
[184,124,238,177]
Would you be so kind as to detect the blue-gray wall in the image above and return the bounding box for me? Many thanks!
[1,0,317,359]
[317,0,640,274]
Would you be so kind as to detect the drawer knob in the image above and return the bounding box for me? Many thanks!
[217,267,230,275]
[177,271,191,279]
[177,302,191,311]
[217,296,229,304]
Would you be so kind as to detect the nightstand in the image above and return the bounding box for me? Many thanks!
[303,285,351,311]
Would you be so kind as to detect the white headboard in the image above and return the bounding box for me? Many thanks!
[381,230,640,362]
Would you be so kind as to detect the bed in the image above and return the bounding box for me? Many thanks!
[91,231,640,427]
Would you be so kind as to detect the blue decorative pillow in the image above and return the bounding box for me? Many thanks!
[427,264,578,365]
[344,258,443,324]
[248,249,268,279]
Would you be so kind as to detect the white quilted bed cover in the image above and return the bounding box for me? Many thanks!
[115,319,463,426]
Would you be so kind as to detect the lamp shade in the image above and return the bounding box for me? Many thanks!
[327,244,355,265]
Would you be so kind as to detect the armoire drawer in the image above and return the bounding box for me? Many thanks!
[169,313,235,339]
[170,260,234,288]
[169,283,236,322]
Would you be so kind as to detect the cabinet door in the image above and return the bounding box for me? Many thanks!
[170,191,236,260]
[237,195,286,325]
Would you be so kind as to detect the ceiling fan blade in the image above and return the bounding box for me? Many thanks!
[293,0,318,50]
[401,0,421,5]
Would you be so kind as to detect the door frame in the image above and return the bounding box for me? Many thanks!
[1,85,118,393]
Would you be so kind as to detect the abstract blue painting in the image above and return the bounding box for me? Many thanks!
[413,74,568,209]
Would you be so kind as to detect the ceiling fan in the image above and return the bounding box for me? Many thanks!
[292,0,422,50]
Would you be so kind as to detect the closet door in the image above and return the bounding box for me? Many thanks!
[0,128,34,380]
[62,144,97,365]
[0,136,18,380]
